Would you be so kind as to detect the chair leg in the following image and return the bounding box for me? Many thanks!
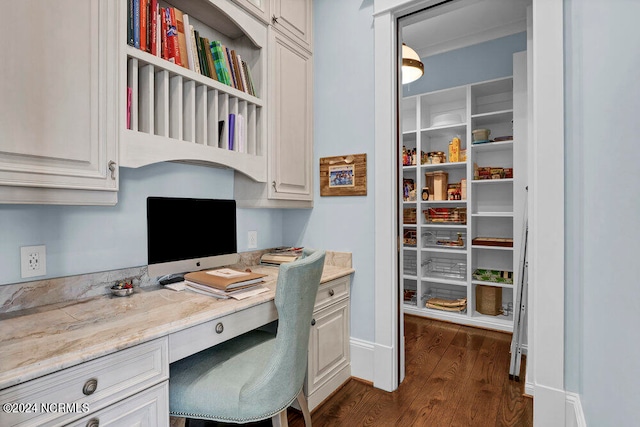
[296,389,312,427]
[271,409,288,427]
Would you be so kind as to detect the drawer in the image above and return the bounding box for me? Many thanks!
[168,300,278,363]
[314,275,350,312]
[0,338,168,427]
[68,382,168,427]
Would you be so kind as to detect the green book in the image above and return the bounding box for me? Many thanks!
[210,40,233,86]
[198,36,210,78]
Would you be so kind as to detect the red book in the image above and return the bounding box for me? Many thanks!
[160,8,168,60]
[149,0,158,55]
[168,8,181,66]
[140,0,148,52]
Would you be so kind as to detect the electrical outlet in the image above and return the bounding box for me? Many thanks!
[248,231,258,249]
[20,245,47,278]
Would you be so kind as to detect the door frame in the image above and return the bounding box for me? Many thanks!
[373,0,566,425]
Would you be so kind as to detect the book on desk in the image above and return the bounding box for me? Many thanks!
[260,247,303,266]
[184,268,268,299]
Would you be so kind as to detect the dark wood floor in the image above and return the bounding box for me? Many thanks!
[173,315,532,427]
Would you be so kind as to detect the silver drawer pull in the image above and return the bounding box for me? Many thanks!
[82,378,98,395]
[329,289,335,297]
[215,322,224,334]
[86,418,99,427]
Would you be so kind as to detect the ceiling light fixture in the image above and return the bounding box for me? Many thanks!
[402,43,424,84]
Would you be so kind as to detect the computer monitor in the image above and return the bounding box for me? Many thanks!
[146,197,239,278]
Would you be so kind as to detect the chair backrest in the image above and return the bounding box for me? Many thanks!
[239,248,325,409]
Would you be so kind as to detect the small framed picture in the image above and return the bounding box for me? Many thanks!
[329,165,355,188]
[320,154,367,196]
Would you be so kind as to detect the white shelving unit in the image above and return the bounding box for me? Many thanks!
[120,0,268,182]
[401,73,526,333]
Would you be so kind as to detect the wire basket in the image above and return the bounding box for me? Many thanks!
[423,230,466,249]
[422,257,467,280]
[403,251,417,276]
[423,207,467,224]
[422,286,467,313]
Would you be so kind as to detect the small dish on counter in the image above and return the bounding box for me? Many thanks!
[111,281,134,297]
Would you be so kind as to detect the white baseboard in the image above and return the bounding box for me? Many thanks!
[565,392,586,427]
[350,338,375,383]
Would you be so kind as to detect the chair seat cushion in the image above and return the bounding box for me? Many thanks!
[169,329,278,422]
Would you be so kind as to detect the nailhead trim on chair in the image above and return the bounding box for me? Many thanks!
[169,387,302,423]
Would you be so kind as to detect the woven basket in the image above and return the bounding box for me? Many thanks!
[476,285,502,316]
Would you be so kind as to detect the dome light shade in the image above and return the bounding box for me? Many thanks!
[402,43,424,84]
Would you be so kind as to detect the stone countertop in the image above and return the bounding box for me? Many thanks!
[0,264,354,390]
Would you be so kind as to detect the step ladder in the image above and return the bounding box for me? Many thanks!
[509,190,528,381]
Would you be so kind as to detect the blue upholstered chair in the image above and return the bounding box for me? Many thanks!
[169,249,326,427]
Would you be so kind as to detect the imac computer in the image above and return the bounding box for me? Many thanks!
[146,197,239,280]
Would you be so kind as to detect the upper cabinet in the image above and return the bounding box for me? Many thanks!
[271,0,313,52]
[234,0,313,208]
[232,0,271,24]
[0,0,119,205]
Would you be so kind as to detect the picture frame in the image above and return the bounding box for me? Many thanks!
[320,154,367,196]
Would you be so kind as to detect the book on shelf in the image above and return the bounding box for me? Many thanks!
[128,0,135,46]
[182,14,195,71]
[184,268,267,291]
[174,8,189,68]
[210,41,232,86]
[224,46,238,89]
[218,120,225,146]
[195,31,208,77]
[133,0,140,48]
[237,53,249,94]
[140,0,148,52]
[188,24,201,74]
[236,114,246,153]
[228,113,236,150]
[230,50,244,92]
[160,8,168,60]
[149,0,158,56]
[166,8,179,65]
[203,37,216,81]
[242,60,257,97]
[126,87,132,129]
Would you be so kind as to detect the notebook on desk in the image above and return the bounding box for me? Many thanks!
[184,268,267,291]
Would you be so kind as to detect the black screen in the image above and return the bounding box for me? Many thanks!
[147,197,237,264]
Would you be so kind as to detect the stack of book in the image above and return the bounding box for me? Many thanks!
[127,0,258,97]
[260,247,303,266]
[184,268,268,299]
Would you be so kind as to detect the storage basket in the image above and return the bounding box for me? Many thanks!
[423,207,467,224]
[422,257,466,280]
[476,285,503,316]
[403,229,417,247]
[423,230,466,249]
[403,208,417,224]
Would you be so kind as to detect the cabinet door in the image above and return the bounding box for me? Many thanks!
[269,30,313,201]
[69,382,169,427]
[271,0,312,51]
[307,299,350,397]
[0,0,118,205]
[233,0,271,24]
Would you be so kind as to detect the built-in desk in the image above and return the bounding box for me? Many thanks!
[0,263,353,427]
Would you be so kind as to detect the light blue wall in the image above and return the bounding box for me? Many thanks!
[403,32,526,96]
[283,0,376,341]
[564,0,640,424]
[0,163,284,286]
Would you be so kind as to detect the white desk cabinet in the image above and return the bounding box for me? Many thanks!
[0,339,168,427]
[0,0,119,205]
[306,275,351,410]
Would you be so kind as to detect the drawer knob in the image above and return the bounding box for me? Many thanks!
[82,378,98,395]
[215,322,224,334]
[329,289,335,297]
[311,318,316,326]
[86,418,99,427]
